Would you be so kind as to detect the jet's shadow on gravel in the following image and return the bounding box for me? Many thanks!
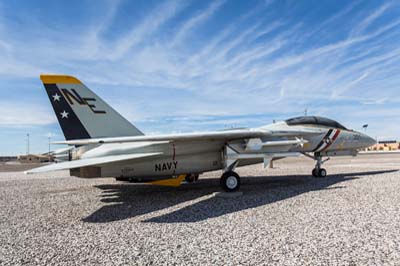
[83,170,397,224]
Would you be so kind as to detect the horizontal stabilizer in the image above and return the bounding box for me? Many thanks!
[25,152,162,174]
[50,146,74,155]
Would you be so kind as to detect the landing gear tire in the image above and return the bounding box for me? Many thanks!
[312,168,327,178]
[312,168,318,178]
[311,153,329,178]
[319,168,327,178]
[220,171,241,192]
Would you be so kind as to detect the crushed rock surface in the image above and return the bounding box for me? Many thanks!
[0,153,400,265]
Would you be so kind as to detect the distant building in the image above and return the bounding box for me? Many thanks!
[367,140,399,151]
[0,156,17,162]
[17,154,53,163]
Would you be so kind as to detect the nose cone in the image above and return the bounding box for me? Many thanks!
[362,133,376,148]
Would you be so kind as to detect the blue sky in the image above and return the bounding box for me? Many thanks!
[0,0,399,155]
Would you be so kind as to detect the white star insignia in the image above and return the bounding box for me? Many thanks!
[52,93,61,102]
[60,110,69,119]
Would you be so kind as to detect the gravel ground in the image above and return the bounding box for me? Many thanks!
[0,153,400,266]
[0,162,41,173]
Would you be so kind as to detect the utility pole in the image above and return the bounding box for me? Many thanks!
[26,133,30,155]
[48,136,51,154]
[304,108,308,116]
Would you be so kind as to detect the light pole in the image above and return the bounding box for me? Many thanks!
[26,133,30,155]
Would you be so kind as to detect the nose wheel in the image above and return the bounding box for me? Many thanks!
[312,168,327,178]
[220,171,241,192]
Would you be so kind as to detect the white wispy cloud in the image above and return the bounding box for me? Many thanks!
[105,0,186,60]
[0,102,56,126]
[0,0,399,142]
[170,0,225,46]
[350,2,392,37]
[81,0,122,59]
[303,1,360,40]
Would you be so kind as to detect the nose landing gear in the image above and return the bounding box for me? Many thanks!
[312,154,329,178]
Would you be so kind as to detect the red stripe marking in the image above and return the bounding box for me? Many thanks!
[332,129,341,142]
[321,129,341,152]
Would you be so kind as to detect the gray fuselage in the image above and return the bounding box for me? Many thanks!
[72,121,375,179]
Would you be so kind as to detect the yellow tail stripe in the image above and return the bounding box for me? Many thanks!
[40,74,82,84]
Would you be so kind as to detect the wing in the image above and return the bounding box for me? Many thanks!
[25,152,162,174]
[52,128,322,146]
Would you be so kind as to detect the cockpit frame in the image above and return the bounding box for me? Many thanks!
[285,116,348,130]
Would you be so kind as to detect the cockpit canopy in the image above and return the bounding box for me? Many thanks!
[285,116,348,130]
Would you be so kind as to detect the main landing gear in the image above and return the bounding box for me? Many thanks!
[220,171,241,192]
[312,154,329,178]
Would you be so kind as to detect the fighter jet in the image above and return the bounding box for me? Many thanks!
[27,74,376,192]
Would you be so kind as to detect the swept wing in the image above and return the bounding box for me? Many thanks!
[53,128,322,146]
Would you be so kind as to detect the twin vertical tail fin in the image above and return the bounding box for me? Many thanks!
[41,74,143,140]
